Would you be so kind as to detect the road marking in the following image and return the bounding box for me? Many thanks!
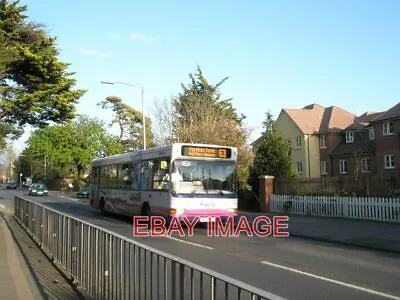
[260,260,400,299]
[0,204,5,209]
[165,236,214,250]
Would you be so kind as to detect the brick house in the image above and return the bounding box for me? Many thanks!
[253,102,400,180]
[317,106,358,176]
[329,112,380,177]
[369,102,400,177]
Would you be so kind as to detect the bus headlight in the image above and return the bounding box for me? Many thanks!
[227,208,237,213]
[169,208,185,215]
[176,208,185,215]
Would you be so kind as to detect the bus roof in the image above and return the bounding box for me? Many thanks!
[91,143,237,166]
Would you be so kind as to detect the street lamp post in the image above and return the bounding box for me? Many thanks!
[101,81,146,150]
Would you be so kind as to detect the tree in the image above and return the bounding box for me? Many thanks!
[0,0,85,149]
[98,95,154,150]
[18,115,124,185]
[249,111,296,192]
[0,142,17,182]
[152,96,177,146]
[153,66,253,185]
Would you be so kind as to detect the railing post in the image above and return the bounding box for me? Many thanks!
[171,261,177,299]
[179,264,184,300]
[211,276,216,300]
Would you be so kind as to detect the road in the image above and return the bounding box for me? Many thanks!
[1,189,400,300]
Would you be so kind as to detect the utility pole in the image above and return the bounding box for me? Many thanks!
[141,86,146,149]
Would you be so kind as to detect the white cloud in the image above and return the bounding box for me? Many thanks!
[130,33,155,43]
[79,48,111,59]
[107,30,122,41]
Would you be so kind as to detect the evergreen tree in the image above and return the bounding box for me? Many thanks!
[171,66,252,185]
[0,0,85,148]
[249,111,296,192]
[98,96,155,151]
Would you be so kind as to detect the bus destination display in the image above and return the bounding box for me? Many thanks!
[181,146,231,158]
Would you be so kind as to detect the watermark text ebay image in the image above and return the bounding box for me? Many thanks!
[133,216,289,238]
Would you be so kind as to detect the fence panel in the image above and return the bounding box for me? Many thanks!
[273,175,400,197]
[270,194,400,223]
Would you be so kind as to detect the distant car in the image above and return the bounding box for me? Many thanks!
[76,187,91,198]
[6,182,17,189]
[28,183,48,196]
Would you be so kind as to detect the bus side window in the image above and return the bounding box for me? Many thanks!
[122,164,132,188]
[117,164,123,188]
[132,161,141,191]
[141,160,153,190]
[152,158,170,190]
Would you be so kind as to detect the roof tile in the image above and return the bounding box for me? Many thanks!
[282,104,356,134]
[344,112,381,130]
[371,102,400,122]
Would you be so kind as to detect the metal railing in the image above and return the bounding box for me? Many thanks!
[14,196,286,300]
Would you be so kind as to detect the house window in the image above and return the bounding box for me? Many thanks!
[345,131,354,143]
[383,121,393,136]
[295,136,302,148]
[339,160,347,174]
[296,161,303,173]
[320,161,327,175]
[320,135,327,149]
[384,154,395,169]
[368,127,374,140]
[361,158,371,173]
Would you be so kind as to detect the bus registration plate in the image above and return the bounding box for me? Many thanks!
[199,217,215,223]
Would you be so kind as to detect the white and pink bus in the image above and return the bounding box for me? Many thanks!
[90,143,238,223]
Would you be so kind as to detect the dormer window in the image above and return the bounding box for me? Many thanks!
[345,131,354,143]
[383,121,393,136]
[368,127,374,140]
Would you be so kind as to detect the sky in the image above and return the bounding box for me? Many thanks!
[12,0,400,154]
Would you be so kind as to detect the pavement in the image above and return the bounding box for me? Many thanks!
[238,211,400,253]
[2,189,400,299]
[0,213,43,300]
[0,190,86,300]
